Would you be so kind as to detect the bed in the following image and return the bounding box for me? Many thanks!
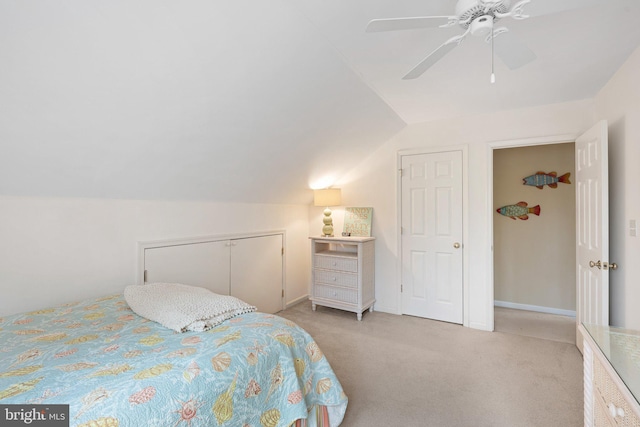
[0,290,347,426]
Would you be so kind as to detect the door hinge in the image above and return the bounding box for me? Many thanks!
[143,270,148,283]
[401,284,403,292]
[281,247,284,256]
[282,289,285,298]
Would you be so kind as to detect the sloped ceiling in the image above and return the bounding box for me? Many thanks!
[1,0,640,204]
[0,0,405,204]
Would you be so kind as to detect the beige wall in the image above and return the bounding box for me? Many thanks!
[493,144,576,312]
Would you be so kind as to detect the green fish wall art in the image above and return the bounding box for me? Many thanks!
[522,171,571,189]
[496,202,541,220]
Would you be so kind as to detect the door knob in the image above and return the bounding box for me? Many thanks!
[589,260,618,270]
[453,242,461,249]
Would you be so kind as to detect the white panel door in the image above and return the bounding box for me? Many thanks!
[144,241,231,295]
[231,234,283,314]
[576,120,609,351]
[401,151,463,324]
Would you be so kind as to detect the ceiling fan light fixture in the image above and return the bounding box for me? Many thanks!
[470,15,494,37]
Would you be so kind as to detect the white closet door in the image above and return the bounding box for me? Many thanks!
[401,150,463,324]
[144,241,231,295]
[231,234,283,313]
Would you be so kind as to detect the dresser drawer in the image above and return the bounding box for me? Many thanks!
[313,284,357,305]
[314,269,358,288]
[594,390,617,427]
[594,356,640,427]
[314,255,357,273]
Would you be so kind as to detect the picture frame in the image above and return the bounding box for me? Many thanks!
[343,207,373,237]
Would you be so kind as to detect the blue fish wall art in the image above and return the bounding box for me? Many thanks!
[523,171,571,189]
[496,202,541,220]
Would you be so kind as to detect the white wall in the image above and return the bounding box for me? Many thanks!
[337,99,595,330]
[0,196,311,317]
[595,45,640,329]
[493,144,576,312]
[331,46,640,332]
[0,1,406,205]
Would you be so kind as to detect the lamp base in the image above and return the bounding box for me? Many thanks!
[322,207,334,237]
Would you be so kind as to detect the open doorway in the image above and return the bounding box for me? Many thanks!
[492,143,576,343]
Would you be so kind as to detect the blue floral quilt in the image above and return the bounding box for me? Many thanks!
[0,294,347,426]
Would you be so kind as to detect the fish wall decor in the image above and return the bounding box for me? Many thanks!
[523,171,571,189]
[496,202,541,220]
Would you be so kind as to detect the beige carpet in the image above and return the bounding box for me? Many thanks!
[494,306,577,344]
[278,302,583,427]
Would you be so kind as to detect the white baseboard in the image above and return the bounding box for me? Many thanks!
[371,305,400,315]
[469,321,492,331]
[494,300,576,318]
[286,294,309,309]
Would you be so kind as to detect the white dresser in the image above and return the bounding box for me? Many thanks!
[309,236,375,321]
[580,324,640,427]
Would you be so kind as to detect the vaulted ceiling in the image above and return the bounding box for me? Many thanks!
[1,0,639,204]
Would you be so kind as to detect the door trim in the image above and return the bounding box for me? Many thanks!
[397,145,469,326]
[487,134,577,331]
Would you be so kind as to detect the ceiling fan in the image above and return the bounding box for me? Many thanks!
[365,0,607,81]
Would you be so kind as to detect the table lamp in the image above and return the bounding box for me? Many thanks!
[314,188,341,237]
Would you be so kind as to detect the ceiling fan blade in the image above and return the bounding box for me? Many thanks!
[402,34,467,80]
[366,16,456,33]
[493,30,536,70]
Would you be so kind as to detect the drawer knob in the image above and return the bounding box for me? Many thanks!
[332,277,337,281]
[333,291,337,296]
[608,403,625,418]
[333,262,337,266]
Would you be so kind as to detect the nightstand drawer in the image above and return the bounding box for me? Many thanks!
[314,269,358,288]
[594,356,640,427]
[314,255,357,273]
[313,284,357,304]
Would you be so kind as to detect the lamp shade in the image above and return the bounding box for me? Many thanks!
[314,188,341,207]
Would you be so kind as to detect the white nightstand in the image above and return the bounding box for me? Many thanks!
[309,236,375,321]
